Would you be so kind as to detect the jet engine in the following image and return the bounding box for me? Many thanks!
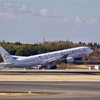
[63,57,74,63]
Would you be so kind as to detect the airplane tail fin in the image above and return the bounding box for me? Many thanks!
[0,46,16,63]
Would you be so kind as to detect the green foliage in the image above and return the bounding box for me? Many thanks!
[0,41,75,57]
[0,41,100,62]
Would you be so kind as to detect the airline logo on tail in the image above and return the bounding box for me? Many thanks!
[4,53,9,60]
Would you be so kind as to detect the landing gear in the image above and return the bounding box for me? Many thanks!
[50,65,57,69]
[40,65,57,69]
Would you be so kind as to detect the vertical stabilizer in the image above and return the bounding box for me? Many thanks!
[0,46,16,63]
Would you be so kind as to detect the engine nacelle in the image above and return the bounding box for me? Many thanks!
[63,57,74,63]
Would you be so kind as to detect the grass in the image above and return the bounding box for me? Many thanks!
[0,75,100,82]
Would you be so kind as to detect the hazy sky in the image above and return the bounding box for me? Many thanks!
[0,0,100,44]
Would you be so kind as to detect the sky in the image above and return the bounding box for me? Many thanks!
[0,0,100,44]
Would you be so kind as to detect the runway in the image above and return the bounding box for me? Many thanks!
[0,70,100,99]
[0,81,100,100]
[0,70,100,75]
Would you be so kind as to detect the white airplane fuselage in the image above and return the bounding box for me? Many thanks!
[0,46,93,69]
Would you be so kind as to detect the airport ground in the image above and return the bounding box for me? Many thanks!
[0,70,100,81]
[0,65,100,100]
[0,81,100,100]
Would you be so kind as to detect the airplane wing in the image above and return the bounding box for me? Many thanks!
[47,54,68,64]
[40,54,68,69]
[12,55,27,59]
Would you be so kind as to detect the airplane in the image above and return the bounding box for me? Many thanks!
[0,45,93,69]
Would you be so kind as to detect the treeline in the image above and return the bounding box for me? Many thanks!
[0,41,76,56]
[0,41,100,62]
